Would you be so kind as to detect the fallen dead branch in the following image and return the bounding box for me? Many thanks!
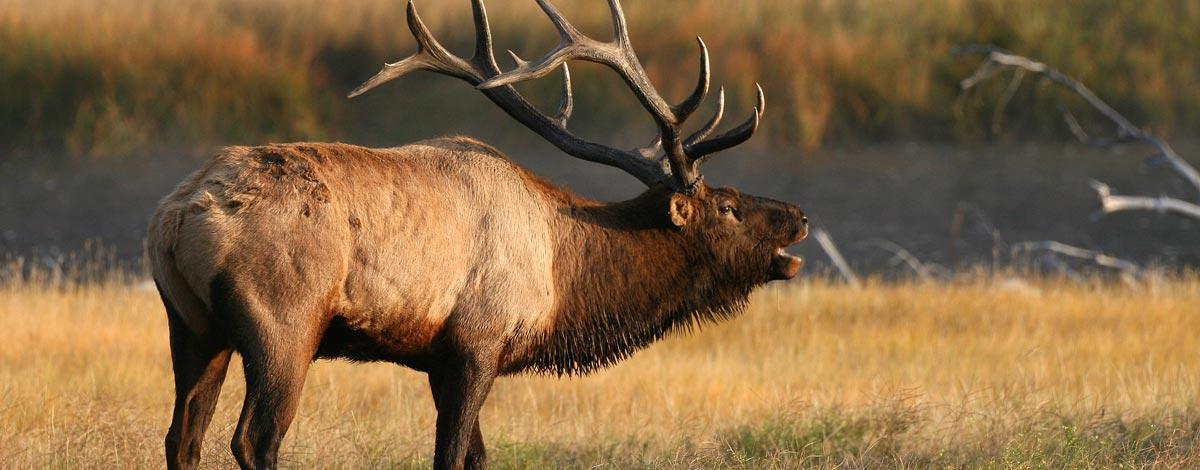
[852,239,942,280]
[1089,180,1200,220]
[956,45,1200,221]
[812,227,861,287]
[1010,240,1142,279]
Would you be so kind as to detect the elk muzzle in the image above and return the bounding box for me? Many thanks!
[769,209,808,280]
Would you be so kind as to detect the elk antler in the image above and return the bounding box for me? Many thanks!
[348,0,764,193]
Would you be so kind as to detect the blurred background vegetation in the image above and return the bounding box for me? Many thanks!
[3,0,1199,158]
[1,0,1198,269]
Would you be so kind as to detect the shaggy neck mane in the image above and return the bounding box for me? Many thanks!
[510,184,755,376]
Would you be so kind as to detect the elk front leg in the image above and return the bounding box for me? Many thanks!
[428,373,488,469]
[430,358,497,470]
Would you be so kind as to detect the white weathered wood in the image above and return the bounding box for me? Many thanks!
[853,239,938,280]
[1090,180,1200,220]
[812,228,860,287]
[957,45,1200,221]
[1010,240,1142,276]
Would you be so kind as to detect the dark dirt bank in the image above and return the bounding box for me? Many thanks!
[2,141,1197,275]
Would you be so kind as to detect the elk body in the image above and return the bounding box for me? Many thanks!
[148,1,807,469]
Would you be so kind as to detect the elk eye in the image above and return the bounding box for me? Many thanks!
[718,204,738,218]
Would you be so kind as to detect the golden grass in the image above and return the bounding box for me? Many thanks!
[2,275,1200,467]
[4,0,1200,156]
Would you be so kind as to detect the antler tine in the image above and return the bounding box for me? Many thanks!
[672,38,711,122]
[605,0,632,45]
[490,0,680,124]
[556,63,574,127]
[537,0,585,42]
[348,1,478,98]
[469,0,500,74]
[476,0,676,132]
[684,87,724,147]
[478,2,608,89]
[635,135,664,160]
[686,84,765,163]
[478,0,705,188]
[506,50,531,69]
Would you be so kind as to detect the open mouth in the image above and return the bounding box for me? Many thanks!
[769,232,806,280]
[774,246,803,264]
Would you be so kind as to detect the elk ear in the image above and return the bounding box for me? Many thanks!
[668,193,695,227]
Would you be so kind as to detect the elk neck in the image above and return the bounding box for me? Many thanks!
[509,185,751,375]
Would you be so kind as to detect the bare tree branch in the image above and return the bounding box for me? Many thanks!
[1011,240,1142,277]
[812,228,860,287]
[1036,252,1085,283]
[955,45,1200,215]
[852,239,939,280]
[991,68,1025,136]
[1090,180,1200,219]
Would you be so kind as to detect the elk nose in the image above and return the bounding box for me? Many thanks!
[789,207,809,241]
[789,206,807,225]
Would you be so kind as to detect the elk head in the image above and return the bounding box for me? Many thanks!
[349,0,807,281]
[665,187,808,283]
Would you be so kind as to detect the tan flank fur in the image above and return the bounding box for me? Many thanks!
[147,1,808,469]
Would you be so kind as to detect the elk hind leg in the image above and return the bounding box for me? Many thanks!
[212,277,323,470]
[163,295,232,470]
[229,346,314,470]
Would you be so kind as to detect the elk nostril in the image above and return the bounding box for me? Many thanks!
[800,216,808,224]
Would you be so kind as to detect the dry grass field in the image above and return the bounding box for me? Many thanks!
[2,271,1199,468]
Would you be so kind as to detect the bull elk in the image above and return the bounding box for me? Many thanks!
[147,0,808,468]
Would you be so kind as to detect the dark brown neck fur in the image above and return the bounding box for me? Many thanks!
[507,185,755,375]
